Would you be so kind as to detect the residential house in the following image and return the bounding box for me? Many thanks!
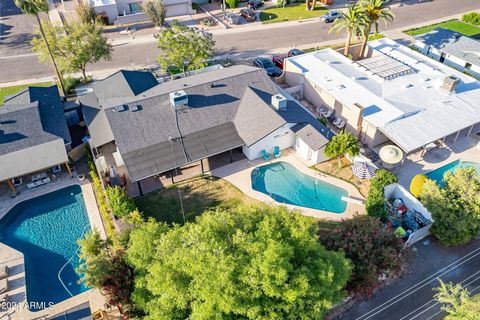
[414,28,480,79]
[88,0,195,25]
[80,66,334,196]
[0,86,72,193]
[283,38,480,157]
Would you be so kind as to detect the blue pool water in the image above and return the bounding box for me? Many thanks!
[425,160,480,186]
[251,162,348,213]
[0,185,91,310]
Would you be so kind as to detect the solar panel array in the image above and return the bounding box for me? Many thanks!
[356,54,415,80]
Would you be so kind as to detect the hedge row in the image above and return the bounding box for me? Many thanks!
[462,12,480,26]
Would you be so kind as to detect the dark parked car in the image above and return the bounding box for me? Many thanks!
[248,0,264,9]
[321,10,342,23]
[253,57,283,77]
[240,8,257,22]
[224,12,240,24]
[272,55,286,69]
[287,48,305,57]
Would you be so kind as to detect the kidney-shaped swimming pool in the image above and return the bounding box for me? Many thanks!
[251,161,348,213]
[0,185,91,310]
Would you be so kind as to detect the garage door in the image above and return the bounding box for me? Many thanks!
[167,3,190,17]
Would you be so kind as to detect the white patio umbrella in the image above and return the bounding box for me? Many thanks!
[352,162,376,180]
[379,145,404,165]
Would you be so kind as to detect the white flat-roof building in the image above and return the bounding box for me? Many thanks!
[284,38,480,154]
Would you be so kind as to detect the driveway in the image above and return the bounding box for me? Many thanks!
[0,0,39,56]
[337,236,480,320]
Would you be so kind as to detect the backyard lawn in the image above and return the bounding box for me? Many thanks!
[404,19,480,36]
[135,175,259,224]
[260,4,328,24]
[314,157,370,197]
[0,82,54,105]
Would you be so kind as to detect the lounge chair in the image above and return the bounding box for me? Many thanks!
[0,278,9,294]
[333,118,346,129]
[322,109,333,118]
[0,266,7,280]
[273,146,281,159]
[261,150,271,161]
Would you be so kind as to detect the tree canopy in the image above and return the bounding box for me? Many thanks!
[141,0,167,27]
[358,0,394,57]
[365,169,397,220]
[435,280,480,320]
[156,22,215,77]
[126,205,351,320]
[329,3,367,56]
[324,131,360,167]
[318,215,405,297]
[421,168,480,246]
[31,21,111,81]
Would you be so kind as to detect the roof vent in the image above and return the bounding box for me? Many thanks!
[441,75,460,93]
[271,94,287,111]
[169,90,188,109]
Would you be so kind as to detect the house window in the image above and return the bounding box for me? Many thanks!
[129,2,141,13]
[465,63,472,70]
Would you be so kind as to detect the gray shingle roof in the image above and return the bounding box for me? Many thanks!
[291,123,329,150]
[415,28,480,67]
[0,102,62,156]
[4,86,71,145]
[86,66,333,181]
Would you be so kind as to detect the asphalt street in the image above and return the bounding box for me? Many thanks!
[337,237,480,320]
[1,0,480,82]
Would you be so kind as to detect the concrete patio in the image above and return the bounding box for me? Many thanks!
[212,148,365,221]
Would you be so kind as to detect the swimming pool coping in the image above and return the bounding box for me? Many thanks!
[212,149,365,221]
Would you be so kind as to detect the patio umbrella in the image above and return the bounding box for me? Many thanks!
[352,162,376,180]
[379,145,404,165]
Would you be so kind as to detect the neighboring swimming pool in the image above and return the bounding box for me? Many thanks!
[251,162,348,213]
[426,160,480,186]
[0,185,91,310]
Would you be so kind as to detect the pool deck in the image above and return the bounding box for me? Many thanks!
[395,135,480,188]
[212,149,365,221]
[0,173,107,319]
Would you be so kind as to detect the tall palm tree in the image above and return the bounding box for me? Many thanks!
[15,0,65,94]
[358,0,395,58]
[329,3,367,57]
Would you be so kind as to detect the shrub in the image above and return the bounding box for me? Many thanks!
[226,0,239,9]
[462,12,480,26]
[192,2,199,11]
[106,186,136,218]
[63,76,81,94]
[409,174,428,198]
[319,215,406,297]
[95,12,109,25]
[277,0,287,8]
[366,169,398,220]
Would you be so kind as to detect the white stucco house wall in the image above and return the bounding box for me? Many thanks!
[414,28,480,79]
[87,0,195,24]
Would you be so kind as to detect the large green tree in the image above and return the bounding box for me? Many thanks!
[324,131,360,168]
[141,0,167,27]
[421,168,480,246]
[318,215,406,297]
[365,169,397,220]
[156,22,215,77]
[434,280,480,319]
[126,205,351,320]
[32,21,111,82]
[358,0,394,58]
[15,0,65,94]
[329,3,367,56]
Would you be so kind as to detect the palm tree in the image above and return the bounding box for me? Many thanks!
[329,3,367,57]
[358,0,394,58]
[15,0,65,94]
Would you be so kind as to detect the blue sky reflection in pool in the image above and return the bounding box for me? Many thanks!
[0,185,91,310]
[425,160,480,187]
[251,162,348,213]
